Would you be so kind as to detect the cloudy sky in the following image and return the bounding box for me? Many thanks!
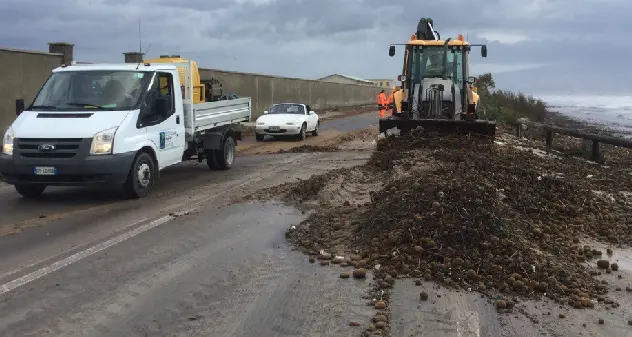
[1,0,630,95]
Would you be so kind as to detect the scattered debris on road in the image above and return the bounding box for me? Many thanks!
[278,144,339,153]
[256,127,632,314]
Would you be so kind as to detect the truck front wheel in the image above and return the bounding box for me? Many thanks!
[15,184,46,198]
[123,152,156,199]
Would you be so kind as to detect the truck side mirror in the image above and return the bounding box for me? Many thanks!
[481,45,487,58]
[467,76,477,84]
[15,99,24,116]
[389,46,395,57]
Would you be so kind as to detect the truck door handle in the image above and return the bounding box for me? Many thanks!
[176,115,180,124]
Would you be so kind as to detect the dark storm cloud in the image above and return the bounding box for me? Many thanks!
[0,0,630,93]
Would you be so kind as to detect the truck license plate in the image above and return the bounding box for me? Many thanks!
[269,126,280,131]
[34,167,57,176]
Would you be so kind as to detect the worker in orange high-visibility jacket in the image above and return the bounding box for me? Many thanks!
[377,90,387,118]
[386,89,396,116]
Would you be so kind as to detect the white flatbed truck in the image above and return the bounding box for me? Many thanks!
[0,60,251,198]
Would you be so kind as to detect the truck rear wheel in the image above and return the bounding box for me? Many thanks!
[15,184,46,198]
[123,152,156,199]
[215,135,235,170]
[206,135,235,171]
[206,150,219,170]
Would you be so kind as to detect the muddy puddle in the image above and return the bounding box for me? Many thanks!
[391,272,632,337]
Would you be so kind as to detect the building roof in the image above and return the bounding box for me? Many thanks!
[318,74,373,84]
[54,63,176,72]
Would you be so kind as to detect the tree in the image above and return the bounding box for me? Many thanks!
[475,72,495,95]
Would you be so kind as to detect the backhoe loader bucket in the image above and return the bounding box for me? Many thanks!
[379,117,497,138]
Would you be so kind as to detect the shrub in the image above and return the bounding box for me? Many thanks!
[475,73,549,123]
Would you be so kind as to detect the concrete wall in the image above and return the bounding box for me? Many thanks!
[0,48,63,132]
[199,68,381,119]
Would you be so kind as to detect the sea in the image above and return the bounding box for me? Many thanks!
[536,94,632,138]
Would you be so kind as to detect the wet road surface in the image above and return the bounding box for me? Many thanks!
[0,112,377,336]
[321,112,377,132]
[0,202,374,337]
[0,150,373,336]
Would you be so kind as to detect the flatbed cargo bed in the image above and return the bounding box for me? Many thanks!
[174,60,252,140]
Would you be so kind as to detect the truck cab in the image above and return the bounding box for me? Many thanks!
[0,61,250,199]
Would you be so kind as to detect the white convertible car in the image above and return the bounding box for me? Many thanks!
[255,103,320,141]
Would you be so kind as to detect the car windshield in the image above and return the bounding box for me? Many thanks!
[30,70,151,111]
[269,104,304,115]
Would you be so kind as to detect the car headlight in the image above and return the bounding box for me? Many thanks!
[2,127,14,156]
[90,127,117,155]
[256,122,265,126]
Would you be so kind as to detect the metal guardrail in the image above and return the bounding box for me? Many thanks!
[515,118,632,162]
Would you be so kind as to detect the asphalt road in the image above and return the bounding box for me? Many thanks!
[319,112,377,132]
[0,112,376,337]
[241,111,378,144]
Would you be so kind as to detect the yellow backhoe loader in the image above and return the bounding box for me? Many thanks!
[381,18,496,137]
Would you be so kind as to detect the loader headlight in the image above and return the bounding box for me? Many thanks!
[90,127,117,155]
[2,127,14,156]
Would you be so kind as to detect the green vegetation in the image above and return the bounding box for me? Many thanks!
[475,73,549,124]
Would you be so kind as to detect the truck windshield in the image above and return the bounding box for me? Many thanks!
[30,70,151,111]
[269,104,304,115]
[408,46,464,87]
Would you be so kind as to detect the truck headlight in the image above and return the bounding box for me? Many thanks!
[2,127,14,156]
[90,127,117,155]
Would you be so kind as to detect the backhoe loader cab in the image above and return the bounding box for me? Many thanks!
[381,18,496,137]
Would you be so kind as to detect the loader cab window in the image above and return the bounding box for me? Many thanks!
[407,46,465,87]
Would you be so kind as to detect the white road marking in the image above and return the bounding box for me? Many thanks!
[0,168,268,296]
[0,215,172,296]
[0,217,150,281]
